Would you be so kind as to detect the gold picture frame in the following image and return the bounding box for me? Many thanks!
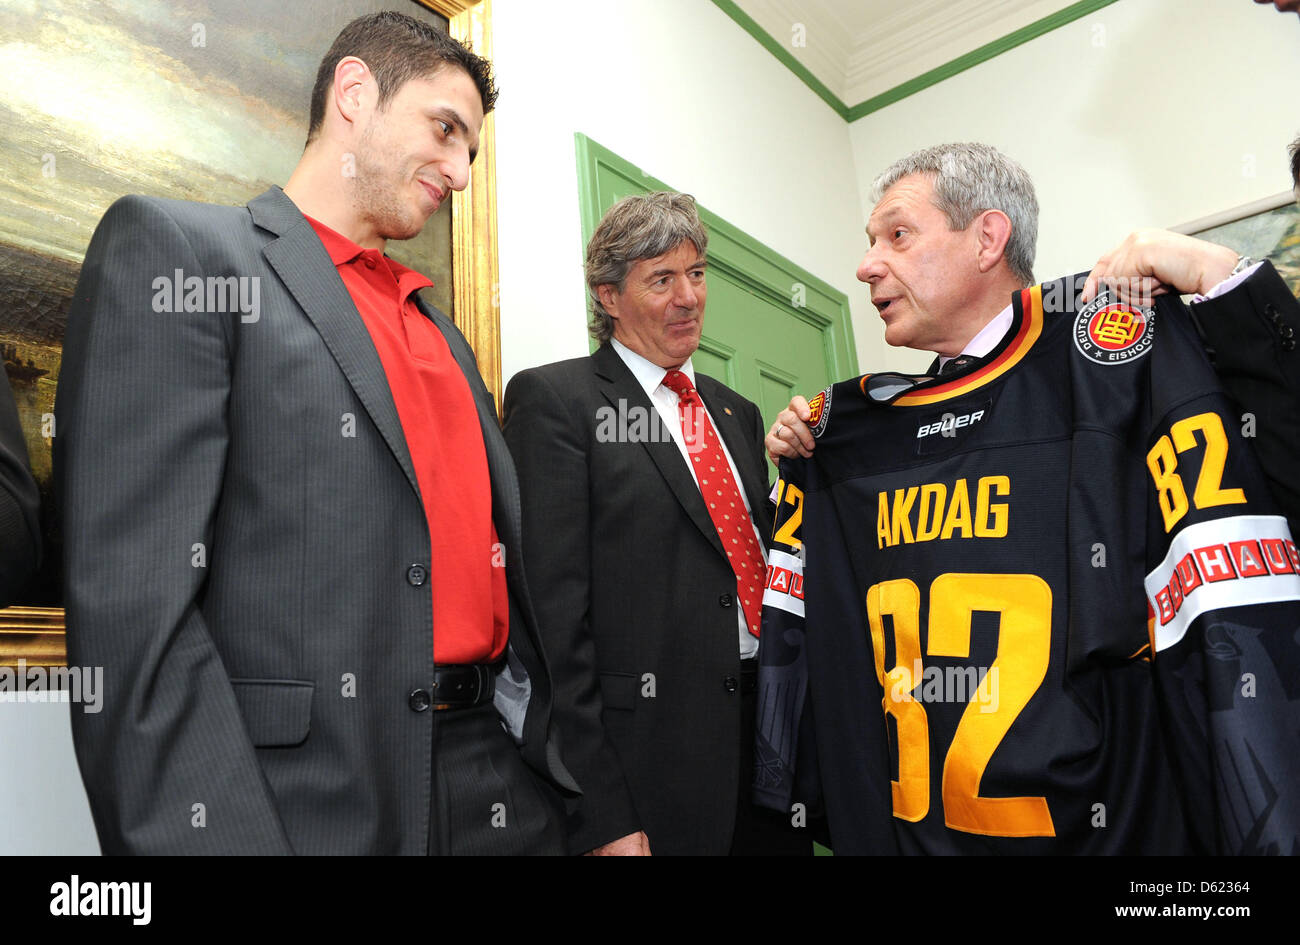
[421,0,504,412]
[0,0,502,669]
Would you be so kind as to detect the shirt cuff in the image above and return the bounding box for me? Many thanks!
[1193,261,1264,303]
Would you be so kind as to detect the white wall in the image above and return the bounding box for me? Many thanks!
[492,0,871,386]
[0,700,99,854]
[848,0,1300,372]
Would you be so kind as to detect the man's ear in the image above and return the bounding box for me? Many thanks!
[975,209,1013,274]
[597,284,620,319]
[331,57,373,133]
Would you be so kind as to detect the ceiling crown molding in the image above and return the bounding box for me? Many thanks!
[716,0,1121,122]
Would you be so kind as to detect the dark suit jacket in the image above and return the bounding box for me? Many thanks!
[1190,260,1300,532]
[55,186,575,855]
[501,343,771,855]
[0,375,39,604]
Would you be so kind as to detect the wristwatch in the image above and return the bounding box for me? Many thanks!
[1229,254,1255,278]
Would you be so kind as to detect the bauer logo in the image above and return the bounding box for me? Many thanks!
[915,399,992,456]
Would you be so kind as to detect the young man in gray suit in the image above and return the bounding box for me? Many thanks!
[56,11,574,855]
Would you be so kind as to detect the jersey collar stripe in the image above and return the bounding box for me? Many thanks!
[889,284,1044,406]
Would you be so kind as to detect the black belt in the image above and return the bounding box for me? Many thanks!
[432,663,496,711]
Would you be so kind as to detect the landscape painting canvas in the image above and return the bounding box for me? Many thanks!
[0,0,453,616]
[1192,197,1300,299]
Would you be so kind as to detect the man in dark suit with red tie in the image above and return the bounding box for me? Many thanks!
[502,192,806,855]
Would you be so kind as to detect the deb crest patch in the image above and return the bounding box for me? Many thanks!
[1073,291,1154,365]
[807,387,832,438]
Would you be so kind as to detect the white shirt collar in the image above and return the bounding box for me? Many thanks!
[610,337,696,397]
[937,303,1014,369]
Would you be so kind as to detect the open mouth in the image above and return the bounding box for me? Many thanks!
[874,298,895,314]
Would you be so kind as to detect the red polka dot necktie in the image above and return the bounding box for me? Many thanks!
[661,370,764,638]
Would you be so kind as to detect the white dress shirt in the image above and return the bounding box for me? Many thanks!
[611,337,762,659]
[936,304,1015,371]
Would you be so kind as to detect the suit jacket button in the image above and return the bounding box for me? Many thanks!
[408,689,431,712]
[719,593,733,608]
[1280,324,1294,339]
[1283,338,1296,352]
[723,675,738,693]
[407,564,427,586]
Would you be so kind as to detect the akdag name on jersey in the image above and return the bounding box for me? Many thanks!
[877,474,1010,549]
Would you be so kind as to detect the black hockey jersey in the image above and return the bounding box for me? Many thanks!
[755,273,1300,854]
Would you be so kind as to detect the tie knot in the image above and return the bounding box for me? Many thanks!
[662,369,695,398]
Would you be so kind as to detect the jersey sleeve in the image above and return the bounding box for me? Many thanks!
[1143,298,1300,855]
[753,462,817,814]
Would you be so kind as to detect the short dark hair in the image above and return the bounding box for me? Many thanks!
[306,11,497,145]
[1290,133,1299,193]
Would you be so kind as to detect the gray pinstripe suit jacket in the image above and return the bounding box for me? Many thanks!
[55,186,576,854]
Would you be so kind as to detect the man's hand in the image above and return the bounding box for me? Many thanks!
[1082,229,1239,306]
[585,831,651,855]
[767,395,816,467]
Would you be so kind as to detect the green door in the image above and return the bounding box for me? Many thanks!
[575,135,858,470]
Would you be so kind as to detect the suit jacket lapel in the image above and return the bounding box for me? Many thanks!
[250,187,421,502]
[592,345,727,558]
[414,296,525,556]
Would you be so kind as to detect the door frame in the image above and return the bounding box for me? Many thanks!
[574,134,858,385]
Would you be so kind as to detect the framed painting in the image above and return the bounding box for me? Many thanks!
[0,0,500,668]
[1177,190,1300,298]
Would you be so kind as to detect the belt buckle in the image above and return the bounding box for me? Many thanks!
[432,663,489,711]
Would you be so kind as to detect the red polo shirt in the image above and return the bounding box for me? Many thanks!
[307,216,507,664]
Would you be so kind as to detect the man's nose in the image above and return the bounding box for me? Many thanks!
[857,244,883,283]
[445,151,471,192]
[672,277,701,309]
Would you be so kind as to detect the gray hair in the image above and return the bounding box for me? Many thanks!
[873,142,1038,286]
[585,191,709,344]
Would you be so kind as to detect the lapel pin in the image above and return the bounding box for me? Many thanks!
[724,407,733,415]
